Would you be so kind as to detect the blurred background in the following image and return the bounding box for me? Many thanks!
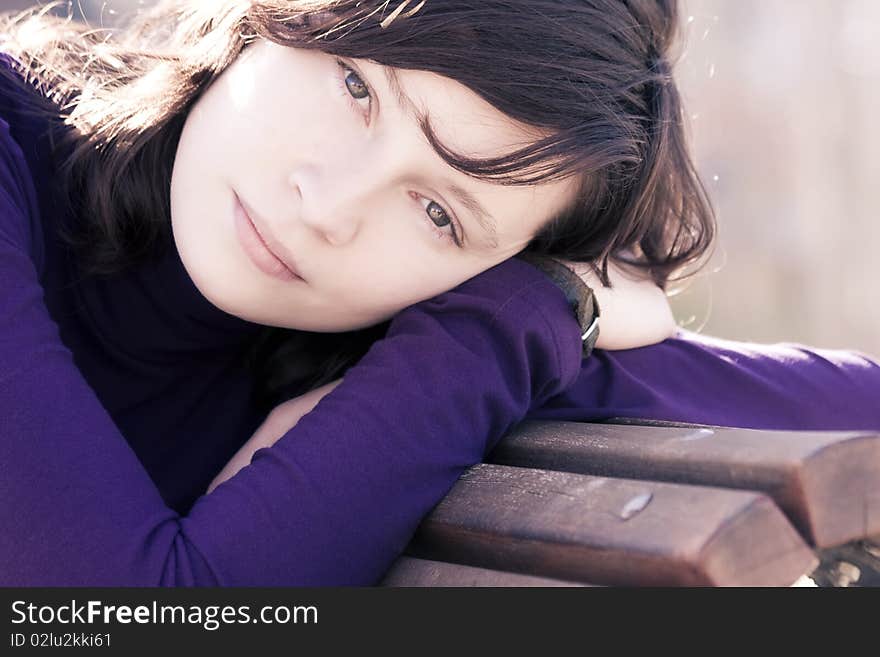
[1,0,878,357]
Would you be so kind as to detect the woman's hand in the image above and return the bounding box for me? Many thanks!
[206,377,345,494]
[555,257,677,350]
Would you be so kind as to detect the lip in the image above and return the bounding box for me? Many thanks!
[233,192,304,282]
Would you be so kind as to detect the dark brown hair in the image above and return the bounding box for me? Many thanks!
[0,0,715,412]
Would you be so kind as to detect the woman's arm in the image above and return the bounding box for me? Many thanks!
[529,329,880,431]
[211,324,880,496]
[207,255,675,492]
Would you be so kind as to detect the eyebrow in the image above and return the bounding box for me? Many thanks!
[445,182,500,249]
[382,66,500,250]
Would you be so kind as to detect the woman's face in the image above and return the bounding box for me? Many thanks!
[170,38,579,331]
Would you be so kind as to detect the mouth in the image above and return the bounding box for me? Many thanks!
[233,191,305,283]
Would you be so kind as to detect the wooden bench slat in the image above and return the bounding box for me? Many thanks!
[404,463,817,586]
[379,556,591,587]
[488,420,880,548]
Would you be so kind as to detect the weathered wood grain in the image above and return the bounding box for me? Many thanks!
[403,462,817,586]
[489,420,880,548]
[379,556,590,587]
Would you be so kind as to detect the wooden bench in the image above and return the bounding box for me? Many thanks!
[379,418,880,587]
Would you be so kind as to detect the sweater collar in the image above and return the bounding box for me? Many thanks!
[72,238,266,363]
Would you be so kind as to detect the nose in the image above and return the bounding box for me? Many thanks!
[289,160,377,247]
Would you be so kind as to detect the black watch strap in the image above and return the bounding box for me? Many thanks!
[516,253,601,358]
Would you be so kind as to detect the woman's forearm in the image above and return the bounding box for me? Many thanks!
[209,256,675,491]
[531,329,880,431]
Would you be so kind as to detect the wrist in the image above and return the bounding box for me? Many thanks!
[515,252,600,358]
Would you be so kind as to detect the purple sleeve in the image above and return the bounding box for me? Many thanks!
[529,329,880,431]
[0,116,584,585]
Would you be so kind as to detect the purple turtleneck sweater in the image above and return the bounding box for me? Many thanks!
[1,54,878,586]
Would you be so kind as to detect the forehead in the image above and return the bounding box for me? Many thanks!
[361,60,580,246]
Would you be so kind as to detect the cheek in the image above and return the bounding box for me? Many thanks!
[218,69,344,158]
[362,257,480,308]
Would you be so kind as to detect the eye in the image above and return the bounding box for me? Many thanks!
[334,58,372,123]
[412,192,463,247]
